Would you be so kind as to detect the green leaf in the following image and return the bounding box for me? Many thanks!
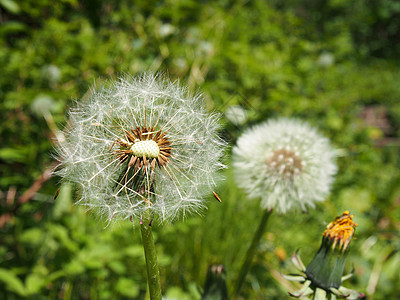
[48,223,78,252]
[108,261,126,274]
[0,147,28,163]
[26,274,46,294]
[165,286,198,300]
[0,268,26,296]
[19,228,44,245]
[115,277,139,297]
[64,259,85,276]
[0,21,27,37]
[0,0,20,14]
[124,245,143,258]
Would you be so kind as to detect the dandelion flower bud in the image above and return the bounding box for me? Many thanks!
[55,73,226,223]
[284,211,364,299]
[232,118,337,213]
[202,265,229,300]
[305,211,357,292]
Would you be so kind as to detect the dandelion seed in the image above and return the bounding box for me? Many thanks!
[232,118,337,213]
[212,191,222,203]
[55,73,226,223]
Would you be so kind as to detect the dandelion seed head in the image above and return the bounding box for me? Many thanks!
[232,118,337,213]
[55,73,226,223]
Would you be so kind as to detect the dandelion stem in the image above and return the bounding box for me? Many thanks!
[233,209,272,299]
[140,210,162,300]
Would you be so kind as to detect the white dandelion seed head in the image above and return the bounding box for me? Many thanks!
[225,105,248,126]
[232,118,337,213]
[55,73,226,223]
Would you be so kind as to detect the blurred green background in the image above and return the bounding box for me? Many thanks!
[1,0,400,299]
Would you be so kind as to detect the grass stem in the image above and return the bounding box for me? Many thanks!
[233,209,272,299]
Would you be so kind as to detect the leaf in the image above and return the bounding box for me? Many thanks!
[0,0,20,14]
[64,259,85,276]
[115,278,139,297]
[0,21,27,37]
[26,274,46,294]
[0,147,28,163]
[19,228,44,246]
[0,268,26,296]
[48,224,78,252]
[165,286,196,300]
[108,261,126,274]
[124,245,144,258]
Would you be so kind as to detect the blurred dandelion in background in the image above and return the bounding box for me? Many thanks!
[317,52,335,68]
[232,118,337,298]
[55,73,226,223]
[233,118,337,213]
[225,105,248,126]
[285,211,364,300]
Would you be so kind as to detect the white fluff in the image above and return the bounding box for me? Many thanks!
[55,73,226,223]
[233,118,337,213]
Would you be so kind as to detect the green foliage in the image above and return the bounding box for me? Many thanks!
[1,0,400,298]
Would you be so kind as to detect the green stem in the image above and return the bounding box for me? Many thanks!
[233,209,272,299]
[140,210,162,300]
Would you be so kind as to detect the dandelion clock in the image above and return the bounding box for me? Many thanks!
[233,118,337,213]
[232,118,337,298]
[55,73,226,300]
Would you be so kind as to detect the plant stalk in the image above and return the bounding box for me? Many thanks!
[140,210,162,300]
[233,209,272,299]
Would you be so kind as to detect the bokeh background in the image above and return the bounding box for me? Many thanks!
[1,0,400,299]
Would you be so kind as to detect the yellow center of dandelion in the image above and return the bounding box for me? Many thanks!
[267,149,303,176]
[131,139,160,158]
[323,210,357,251]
